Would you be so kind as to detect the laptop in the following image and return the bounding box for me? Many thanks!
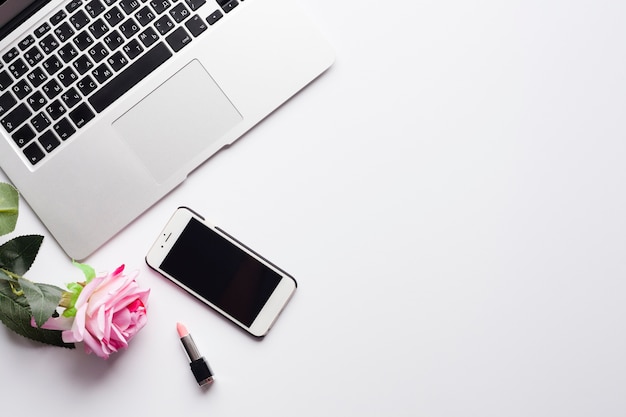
[0,0,334,259]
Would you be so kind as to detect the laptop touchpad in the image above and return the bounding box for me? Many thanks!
[113,60,242,183]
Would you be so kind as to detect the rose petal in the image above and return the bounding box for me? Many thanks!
[71,304,87,342]
[81,330,109,359]
[31,315,74,331]
[64,266,148,358]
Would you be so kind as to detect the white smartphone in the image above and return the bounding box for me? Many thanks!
[146,207,297,338]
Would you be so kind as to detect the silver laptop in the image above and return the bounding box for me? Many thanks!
[0,0,334,259]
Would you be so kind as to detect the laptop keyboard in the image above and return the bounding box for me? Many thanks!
[0,0,242,166]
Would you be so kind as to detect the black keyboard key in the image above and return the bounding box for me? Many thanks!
[27,91,48,111]
[31,112,52,132]
[39,130,61,152]
[151,0,171,14]
[42,79,63,99]
[55,22,75,42]
[46,100,67,120]
[103,30,125,50]
[170,3,190,23]
[70,10,91,30]
[58,67,79,86]
[206,10,222,26]
[50,10,68,26]
[69,103,95,128]
[92,63,113,83]
[84,55,107,75]
[107,51,129,71]
[119,18,140,38]
[42,55,63,75]
[166,27,192,52]
[54,117,76,140]
[123,39,144,59]
[0,70,12,90]
[154,15,175,35]
[1,103,32,132]
[39,34,60,54]
[88,18,109,39]
[120,0,141,14]
[58,43,79,63]
[12,80,33,100]
[90,42,172,112]
[11,81,32,102]
[9,59,28,78]
[89,42,110,63]
[77,75,97,95]
[61,87,82,108]
[74,30,95,51]
[221,0,238,13]
[18,35,36,51]
[138,27,159,47]
[186,14,207,35]
[85,0,106,18]
[27,68,48,88]
[135,6,156,26]
[24,142,45,165]
[12,124,36,147]
[73,55,94,74]
[185,0,206,11]
[0,91,17,116]
[34,23,51,38]
[104,6,124,27]
[66,1,84,13]
[24,46,45,66]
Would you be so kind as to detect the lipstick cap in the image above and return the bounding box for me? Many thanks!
[191,357,214,386]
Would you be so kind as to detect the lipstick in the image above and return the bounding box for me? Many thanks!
[176,322,214,386]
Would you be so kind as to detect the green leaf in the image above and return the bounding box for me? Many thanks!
[0,269,12,282]
[62,281,83,318]
[0,281,74,349]
[0,271,28,308]
[18,279,64,328]
[0,235,44,275]
[73,260,95,282]
[0,183,19,237]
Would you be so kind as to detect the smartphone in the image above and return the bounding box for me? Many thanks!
[146,207,297,337]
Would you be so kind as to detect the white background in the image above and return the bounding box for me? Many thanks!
[2,1,626,416]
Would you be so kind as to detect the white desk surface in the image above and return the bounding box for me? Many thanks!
[2,1,626,416]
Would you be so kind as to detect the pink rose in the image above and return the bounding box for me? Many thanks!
[37,265,150,359]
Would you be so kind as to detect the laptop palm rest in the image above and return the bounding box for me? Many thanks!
[112,60,243,184]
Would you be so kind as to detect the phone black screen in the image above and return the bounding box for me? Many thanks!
[160,218,281,327]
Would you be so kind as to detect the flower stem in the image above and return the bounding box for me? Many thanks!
[0,268,29,297]
[59,292,73,309]
[0,268,22,280]
[0,268,25,296]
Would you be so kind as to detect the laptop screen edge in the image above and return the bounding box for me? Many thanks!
[0,0,52,42]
